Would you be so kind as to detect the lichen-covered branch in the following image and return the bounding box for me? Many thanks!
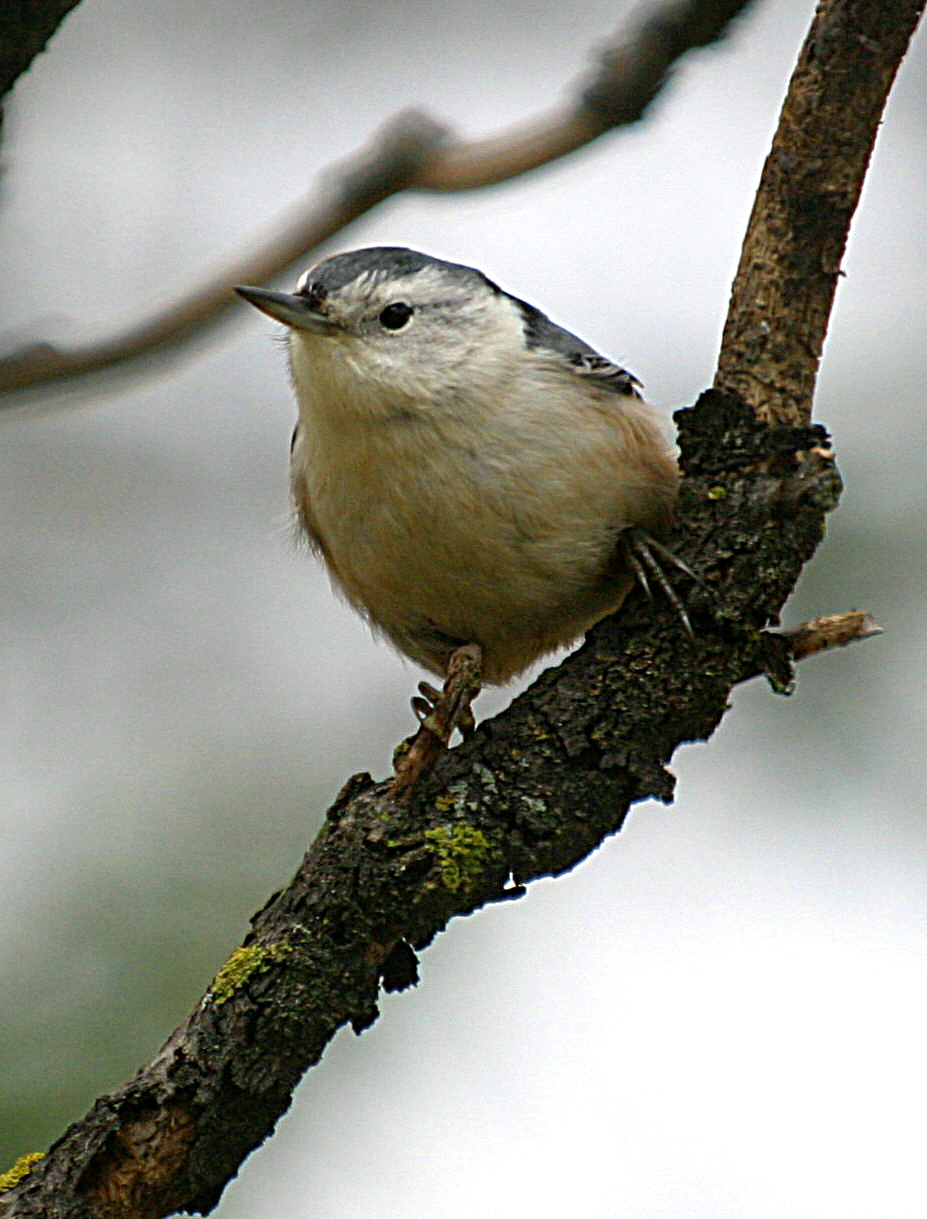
[0,397,847,1219]
[0,0,918,1215]
[0,0,754,400]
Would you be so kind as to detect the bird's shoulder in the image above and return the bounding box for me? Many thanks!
[507,292,642,397]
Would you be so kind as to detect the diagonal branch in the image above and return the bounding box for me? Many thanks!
[0,0,754,401]
[0,1,919,1216]
[715,0,923,424]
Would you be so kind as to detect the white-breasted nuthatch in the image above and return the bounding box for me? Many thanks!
[236,247,680,689]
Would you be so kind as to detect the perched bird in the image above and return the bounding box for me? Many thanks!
[236,247,680,692]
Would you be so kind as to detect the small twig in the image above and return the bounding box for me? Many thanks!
[0,0,754,402]
[732,608,883,689]
[781,609,882,661]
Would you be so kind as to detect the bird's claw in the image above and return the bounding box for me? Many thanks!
[392,644,483,796]
[412,679,476,741]
[621,527,701,638]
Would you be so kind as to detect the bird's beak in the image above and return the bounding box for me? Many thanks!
[234,285,339,333]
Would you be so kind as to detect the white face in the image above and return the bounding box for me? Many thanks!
[288,262,528,411]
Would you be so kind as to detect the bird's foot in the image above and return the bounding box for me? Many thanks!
[391,643,483,797]
[620,527,702,638]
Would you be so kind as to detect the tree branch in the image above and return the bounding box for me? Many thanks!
[714,0,923,424]
[1,0,919,1215]
[780,608,882,661]
[0,0,754,401]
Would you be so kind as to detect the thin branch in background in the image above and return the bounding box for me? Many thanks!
[0,0,754,402]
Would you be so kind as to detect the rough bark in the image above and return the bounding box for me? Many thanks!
[0,397,842,1219]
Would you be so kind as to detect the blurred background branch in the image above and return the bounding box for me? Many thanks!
[0,0,754,400]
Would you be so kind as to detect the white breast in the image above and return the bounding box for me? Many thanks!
[288,326,677,682]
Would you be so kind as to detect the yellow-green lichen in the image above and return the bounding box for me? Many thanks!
[0,1152,43,1193]
[425,824,491,894]
[209,941,293,1006]
[707,484,727,500]
[471,763,498,795]
[392,736,413,767]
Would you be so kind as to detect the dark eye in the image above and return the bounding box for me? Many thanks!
[379,302,413,330]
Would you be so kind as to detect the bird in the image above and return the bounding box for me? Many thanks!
[235,246,680,717]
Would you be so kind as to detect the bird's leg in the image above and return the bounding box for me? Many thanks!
[620,527,702,638]
[391,643,483,796]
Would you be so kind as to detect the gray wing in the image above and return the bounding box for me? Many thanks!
[507,292,642,397]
